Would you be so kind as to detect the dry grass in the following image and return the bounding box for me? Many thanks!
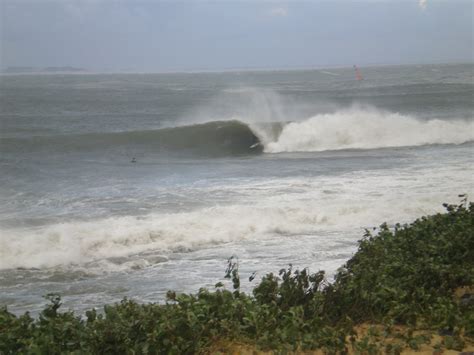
[203,324,474,355]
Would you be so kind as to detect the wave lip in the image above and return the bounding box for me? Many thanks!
[265,108,474,153]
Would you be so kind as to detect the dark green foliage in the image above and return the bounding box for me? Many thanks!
[326,201,474,328]
[0,294,85,354]
[1,203,473,354]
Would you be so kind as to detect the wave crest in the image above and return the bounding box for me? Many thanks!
[264,108,474,153]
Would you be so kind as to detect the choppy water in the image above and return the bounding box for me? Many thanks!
[1,63,473,314]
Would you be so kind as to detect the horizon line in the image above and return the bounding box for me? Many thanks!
[1,60,472,76]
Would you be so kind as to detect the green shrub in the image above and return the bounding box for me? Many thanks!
[326,201,474,326]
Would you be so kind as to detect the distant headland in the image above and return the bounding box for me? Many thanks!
[2,66,86,74]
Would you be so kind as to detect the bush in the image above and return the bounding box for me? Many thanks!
[326,201,474,327]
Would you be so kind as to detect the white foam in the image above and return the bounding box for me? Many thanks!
[320,70,340,76]
[0,204,326,270]
[264,107,474,153]
[1,162,472,271]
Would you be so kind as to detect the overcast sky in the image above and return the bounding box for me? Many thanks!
[1,0,472,72]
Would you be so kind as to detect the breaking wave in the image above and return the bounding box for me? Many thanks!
[264,108,474,153]
[2,166,472,271]
[1,120,263,157]
[2,108,473,159]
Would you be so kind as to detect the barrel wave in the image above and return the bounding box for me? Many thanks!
[2,110,473,159]
[1,120,263,157]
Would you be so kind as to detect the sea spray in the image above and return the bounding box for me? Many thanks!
[265,107,474,153]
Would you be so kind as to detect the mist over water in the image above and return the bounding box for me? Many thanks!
[1,63,473,314]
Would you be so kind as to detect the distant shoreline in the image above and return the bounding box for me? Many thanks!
[1,66,86,75]
[1,61,472,76]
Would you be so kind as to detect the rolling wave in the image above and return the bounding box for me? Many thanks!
[2,109,473,158]
[1,120,263,157]
[2,166,473,271]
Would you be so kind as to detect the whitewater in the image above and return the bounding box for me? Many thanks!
[1,63,473,314]
[263,107,473,153]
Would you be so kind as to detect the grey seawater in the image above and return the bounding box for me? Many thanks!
[0,64,473,315]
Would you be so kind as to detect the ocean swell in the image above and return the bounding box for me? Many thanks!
[1,120,263,157]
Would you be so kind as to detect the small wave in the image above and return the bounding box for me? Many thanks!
[265,108,474,153]
[319,70,340,76]
[1,120,263,157]
[0,204,320,270]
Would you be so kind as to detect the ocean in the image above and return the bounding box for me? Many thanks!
[1,63,473,315]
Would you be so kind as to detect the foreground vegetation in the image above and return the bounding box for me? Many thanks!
[1,201,473,354]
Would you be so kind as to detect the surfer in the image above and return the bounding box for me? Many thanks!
[131,157,137,163]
